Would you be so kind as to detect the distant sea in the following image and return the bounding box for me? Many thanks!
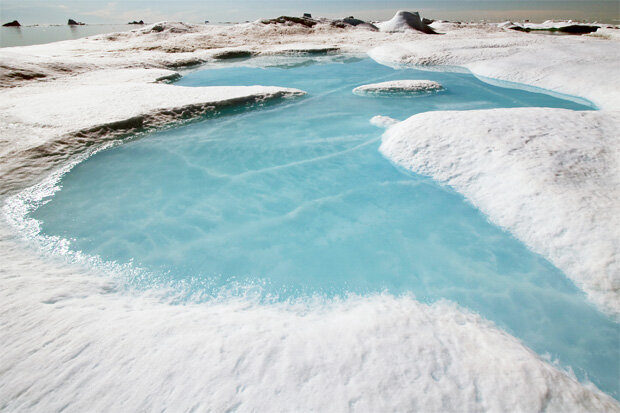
[0,24,139,47]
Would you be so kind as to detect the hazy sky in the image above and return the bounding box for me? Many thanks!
[1,0,618,24]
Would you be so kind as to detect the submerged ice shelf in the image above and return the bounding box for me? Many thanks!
[22,58,618,397]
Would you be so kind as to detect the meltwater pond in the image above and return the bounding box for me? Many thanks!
[30,58,618,396]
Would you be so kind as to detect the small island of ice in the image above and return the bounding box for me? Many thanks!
[370,115,400,128]
[353,80,444,96]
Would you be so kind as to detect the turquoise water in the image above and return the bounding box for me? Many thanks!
[31,58,617,396]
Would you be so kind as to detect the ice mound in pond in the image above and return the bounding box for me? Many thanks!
[353,80,444,96]
[370,115,400,128]
[376,11,437,34]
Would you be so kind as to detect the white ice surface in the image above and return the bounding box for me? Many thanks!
[0,67,304,193]
[367,33,620,110]
[381,108,620,316]
[367,23,620,317]
[0,67,304,151]
[375,10,434,33]
[0,222,617,412]
[370,115,400,128]
[0,17,619,411]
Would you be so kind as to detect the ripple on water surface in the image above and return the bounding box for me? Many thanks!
[26,58,617,397]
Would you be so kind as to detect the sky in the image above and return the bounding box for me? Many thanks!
[1,0,618,25]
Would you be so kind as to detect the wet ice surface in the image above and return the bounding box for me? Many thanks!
[30,58,617,396]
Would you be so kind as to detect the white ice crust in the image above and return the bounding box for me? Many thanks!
[381,108,620,316]
[353,79,443,94]
[375,10,434,33]
[0,68,303,156]
[370,115,400,128]
[0,224,617,411]
[0,67,304,192]
[0,13,619,411]
[366,21,620,317]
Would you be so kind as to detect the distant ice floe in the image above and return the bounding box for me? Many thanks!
[353,79,444,96]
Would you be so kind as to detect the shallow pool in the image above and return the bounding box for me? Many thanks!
[29,58,618,396]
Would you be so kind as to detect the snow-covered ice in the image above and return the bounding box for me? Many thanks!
[370,115,400,128]
[381,108,620,316]
[367,17,620,317]
[0,11,619,411]
[0,67,305,193]
[375,10,436,34]
[0,221,617,411]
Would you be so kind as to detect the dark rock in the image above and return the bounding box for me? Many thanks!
[357,23,379,31]
[261,16,317,28]
[330,16,378,31]
[68,19,85,25]
[166,57,204,68]
[509,24,599,34]
[342,17,365,26]
[128,20,144,25]
[213,50,254,59]
[303,13,312,18]
[422,18,434,25]
[7,70,46,80]
[2,20,20,27]
[558,25,599,34]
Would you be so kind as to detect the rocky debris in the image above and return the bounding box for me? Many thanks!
[503,21,599,34]
[67,19,85,25]
[557,25,599,34]
[146,22,197,34]
[212,50,255,59]
[128,20,145,25]
[269,46,340,55]
[331,16,378,30]
[2,20,21,27]
[261,16,317,28]
[165,57,205,68]
[343,16,365,26]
